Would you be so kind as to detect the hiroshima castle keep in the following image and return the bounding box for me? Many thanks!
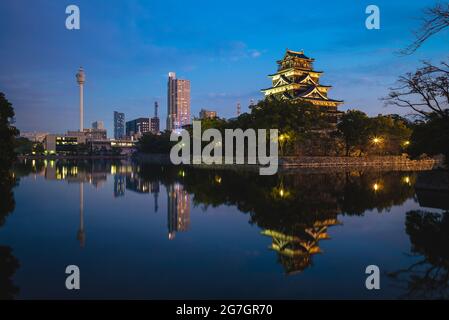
[262,49,343,122]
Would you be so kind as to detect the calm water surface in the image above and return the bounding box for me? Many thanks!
[0,160,448,299]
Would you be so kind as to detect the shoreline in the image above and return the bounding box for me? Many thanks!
[17,153,444,172]
[133,153,442,172]
[17,154,131,161]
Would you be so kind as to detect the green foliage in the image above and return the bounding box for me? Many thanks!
[337,111,412,156]
[368,114,412,155]
[337,110,371,156]
[14,137,33,155]
[409,114,449,161]
[137,131,176,154]
[237,99,329,132]
[0,92,19,166]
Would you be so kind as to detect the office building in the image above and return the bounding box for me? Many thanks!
[126,118,150,139]
[114,111,125,140]
[92,121,105,130]
[167,72,190,130]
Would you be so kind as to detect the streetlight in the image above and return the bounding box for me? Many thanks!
[372,137,381,144]
[278,133,290,156]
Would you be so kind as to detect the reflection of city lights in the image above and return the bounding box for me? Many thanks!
[372,182,382,192]
[215,175,222,184]
[111,165,117,174]
[403,176,411,185]
[279,189,284,197]
[179,170,186,177]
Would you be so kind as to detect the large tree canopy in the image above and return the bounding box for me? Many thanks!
[0,92,19,167]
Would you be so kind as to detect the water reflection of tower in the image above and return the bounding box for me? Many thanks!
[167,183,190,240]
[77,183,86,248]
[114,175,125,197]
[150,181,160,212]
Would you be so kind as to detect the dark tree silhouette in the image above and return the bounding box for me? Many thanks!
[401,3,449,55]
[388,210,449,299]
[0,246,20,300]
[385,60,449,119]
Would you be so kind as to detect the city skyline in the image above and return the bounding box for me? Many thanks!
[1,0,449,136]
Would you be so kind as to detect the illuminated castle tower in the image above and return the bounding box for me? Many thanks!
[261,49,343,122]
[76,67,85,131]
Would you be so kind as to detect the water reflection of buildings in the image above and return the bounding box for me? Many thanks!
[262,218,340,275]
[151,182,160,212]
[167,183,190,240]
[44,162,108,187]
[77,183,85,248]
[114,175,126,197]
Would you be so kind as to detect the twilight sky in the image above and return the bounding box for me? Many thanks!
[0,0,448,135]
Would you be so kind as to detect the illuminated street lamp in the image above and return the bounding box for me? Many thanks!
[372,137,381,144]
[278,133,290,156]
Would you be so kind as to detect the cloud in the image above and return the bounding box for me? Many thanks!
[250,50,262,58]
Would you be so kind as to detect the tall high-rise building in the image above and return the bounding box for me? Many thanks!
[150,101,160,134]
[92,121,104,130]
[114,111,125,140]
[167,72,190,131]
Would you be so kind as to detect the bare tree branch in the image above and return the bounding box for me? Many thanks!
[384,60,449,119]
[400,3,449,55]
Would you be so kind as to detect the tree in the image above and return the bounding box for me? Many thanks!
[368,115,412,155]
[137,131,175,154]
[401,3,449,55]
[385,60,449,160]
[409,115,449,161]
[0,92,19,166]
[14,137,34,155]
[385,60,449,120]
[337,110,371,156]
[230,99,330,156]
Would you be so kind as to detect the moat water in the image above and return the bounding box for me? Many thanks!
[0,159,448,299]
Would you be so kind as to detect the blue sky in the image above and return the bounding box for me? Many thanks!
[1,0,448,135]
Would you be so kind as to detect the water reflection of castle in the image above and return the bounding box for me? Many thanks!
[262,218,340,275]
